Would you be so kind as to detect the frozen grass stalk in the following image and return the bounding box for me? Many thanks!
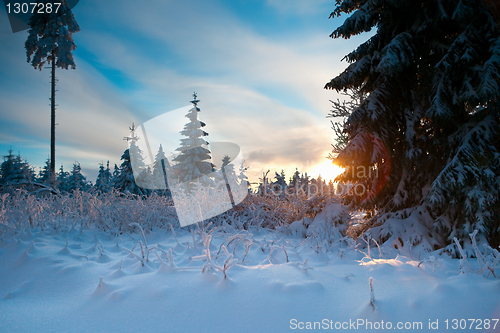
[369,277,375,310]
[169,223,179,244]
[453,237,470,272]
[125,223,157,266]
[372,238,383,259]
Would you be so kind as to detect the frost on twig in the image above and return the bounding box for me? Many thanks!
[220,245,238,279]
[193,232,237,278]
[124,223,157,266]
[371,238,383,259]
[169,223,179,245]
[453,237,471,273]
[453,230,500,278]
[293,258,313,273]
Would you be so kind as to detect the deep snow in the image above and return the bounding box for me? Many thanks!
[0,221,499,333]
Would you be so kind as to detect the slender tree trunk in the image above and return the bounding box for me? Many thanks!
[222,167,235,208]
[50,51,56,182]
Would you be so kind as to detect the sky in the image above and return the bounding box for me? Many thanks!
[0,0,372,184]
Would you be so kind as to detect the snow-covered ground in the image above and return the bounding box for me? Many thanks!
[0,218,499,332]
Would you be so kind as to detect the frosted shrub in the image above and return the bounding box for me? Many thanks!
[124,223,157,266]
[454,230,500,278]
[0,189,178,232]
[0,184,338,243]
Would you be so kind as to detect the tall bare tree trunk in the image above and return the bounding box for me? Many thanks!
[50,50,56,182]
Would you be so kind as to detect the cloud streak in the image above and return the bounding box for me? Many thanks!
[0,0,365,182]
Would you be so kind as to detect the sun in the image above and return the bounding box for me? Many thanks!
[310,160,345,183]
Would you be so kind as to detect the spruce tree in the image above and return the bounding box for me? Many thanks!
[25,0,80,179]
[152,144,171,196]
[221,155,236,207]
[114,149,148,196]
[289,169,301,189]
[95,161,112,193]
[172,93,214,185]
[0,149,16,185]
[119,124,151,195]
[237,159,249,191]
[272,170,287,196]
[38,158,52,185]
[67,162,89,193]
[57,164,69,193]
[111,163,120,190]
[326,0,500,247]
[0,149,34,186]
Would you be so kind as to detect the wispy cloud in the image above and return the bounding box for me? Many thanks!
[0,0,364,182]
[265,0,331,15]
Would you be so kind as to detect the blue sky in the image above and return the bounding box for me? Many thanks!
[0,0,371,183]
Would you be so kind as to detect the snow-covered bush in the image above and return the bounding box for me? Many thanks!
[454,230,500,278]
[365,206,442,254]
[326,0,500,249]
[290,201,351,253]
[0,189,178,232]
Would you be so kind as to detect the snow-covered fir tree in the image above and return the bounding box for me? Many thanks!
[37,158,53,185]
[328,89,366,156]
[114,147,149,196]
[135,166,153,195]
[326,0,500,248]
[221,155,235,174]
[111,163,120,189]
[57,164,69,193]
[67,162,89,193]
[221,155,236,207]
[152,144,171,196]
[289,169,301,189]
[272,170,287,196]
[0,149,34,186]
[300,173,309,188]
[112,124,151,196]
[238,159,249,190]
[257,170,273,196]
[310,175,325,196]
[95,161,112,193]
[172,93,215,185]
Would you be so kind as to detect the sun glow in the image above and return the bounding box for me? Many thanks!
[309,160,345,183]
